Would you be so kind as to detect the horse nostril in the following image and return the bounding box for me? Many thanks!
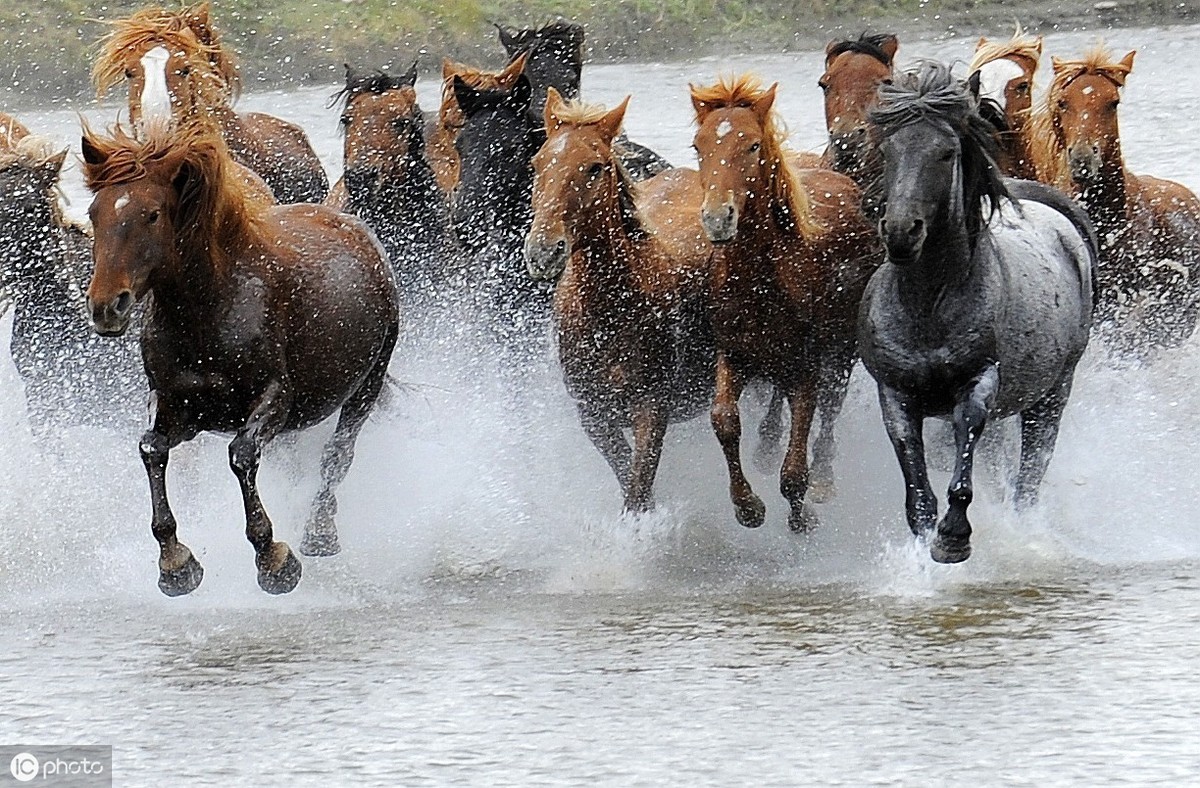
[725,204,735,219]
[113,291,135,317]
[555,239,566,252]
[909,219,924,238]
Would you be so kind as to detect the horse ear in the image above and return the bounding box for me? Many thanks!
[1114,50,1136,83]
[1050,55,1066,74]
[39,149,67,184]
[496,23,523,55]
[967,70,982,101]
[442,58,456,81]
[975,36,988,51]
[596,96,629,145]
[80,134,106,167]
[184,1,215,46]
[878,35,899,62]
[1034,36,1044,56]
[498,51,529,89]
[690,87,712,121]
[508,73,533,112]
[752,83,777,121]
[401,58,419,88]
[452,75,482,117]
[544,86,566,136]
[343,63,357,88]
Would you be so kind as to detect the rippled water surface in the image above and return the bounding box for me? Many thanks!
[3,24,1200,786]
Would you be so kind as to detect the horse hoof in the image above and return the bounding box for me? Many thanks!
[299,530,341,558]
[158,552,204,597]
[735,497,766,529]
[258,544,302,595]
[930,535,972,564]
[806,477,837,505]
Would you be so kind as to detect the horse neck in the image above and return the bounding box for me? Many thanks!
[568,189,642,316]
[725,175,794,272]
[0,199,67,298]
[354,156,447,250]
[900,199,976,308]
[1076,151,1131,237]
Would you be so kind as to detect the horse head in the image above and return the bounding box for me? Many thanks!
[1047,49,1134,188]
[334,61,423,204]
[497,21,585,121]
[819,34,897,178]
[525,88,629,280]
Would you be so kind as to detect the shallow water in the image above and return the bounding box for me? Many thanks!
[2,24,1200,786]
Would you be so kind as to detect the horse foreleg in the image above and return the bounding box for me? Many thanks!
[933,365,999,564]
[1015,375,1073,511]
[878,385,937,538]
[301,354,391,557]
[229,379,300,595]
[578,404,633,502]
[809,348,856,504]
[712,353,764,528]
[626,402,669,514]
[752,387,786,474]
[141,403,202,597]
[781,376,820,532]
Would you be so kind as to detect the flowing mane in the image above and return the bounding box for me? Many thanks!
[93,1,240,104]
[968,25,1043,74]
[1030,44,1133,189]
[870,61,1008,246]
[550,98,647,241]
[329,61,419,113]
[81,122,263,277]
[439,54,527,127]
[690,75,822,237]
[826,33,897,66]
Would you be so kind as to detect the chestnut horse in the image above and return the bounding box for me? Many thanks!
[81,122,398,596]
[1032,46,1200,353]
[969,27,1043,180]
[692,76,880,531]
[525,90,713,512]
[818,33,898,186]
[327,62,454,308]
[93,1,328,204]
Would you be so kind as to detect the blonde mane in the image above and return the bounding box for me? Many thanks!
[1030,44,1132,188]
[691,75,822,237]
[93,1,240,107]
[969,25,1043,74]
[548,98,611,126]
[82,122,263,276]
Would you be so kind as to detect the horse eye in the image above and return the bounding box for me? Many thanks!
[587,162,603,178]
[339,115,351,127]
[748,142,761,153]
[178,66,191,77]
[881,78,894,86]
[1016,82,1030,94]
[1057,99,1068,110]
[939,150,954,162]
[124,68,135,79]
[147,209,160,224]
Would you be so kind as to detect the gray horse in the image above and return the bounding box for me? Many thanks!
[858,62,1097,563]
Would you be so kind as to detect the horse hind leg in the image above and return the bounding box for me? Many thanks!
[300,347,394,558]
[752,386,786,475]
[807,348,856,504]
[1015,375,1073,511]
[932,365,999,564]
[780,376,820,532]
[578,404,634,504]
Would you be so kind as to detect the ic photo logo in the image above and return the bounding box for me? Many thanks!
[9,753,38,782]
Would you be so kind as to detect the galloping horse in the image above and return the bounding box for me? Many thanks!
[328,62,454,307]
[0,136,143,436]
[969,27,1043,180]
[691,76,880,532]
[861,62,1095,563]
[426,53,528,196]
[81,122,398,595]
[1031,46,1200,353]
[818,33,898,185]
[93,1,328,204]
[525,90,713,512]
[452,72,553,359]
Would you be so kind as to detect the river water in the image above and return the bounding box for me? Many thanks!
[2,24,1200,786]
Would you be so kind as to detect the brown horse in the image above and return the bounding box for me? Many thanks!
[81,121,399,596]
[969,27,1043,180]
[525,89,713,512]
[1032,46,1200,352]
[93,1,329,204]
[426,53,528,195]
[818,33,898,185]
[692,76,880,531]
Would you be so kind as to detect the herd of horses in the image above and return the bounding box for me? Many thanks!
[1,3,1198,594]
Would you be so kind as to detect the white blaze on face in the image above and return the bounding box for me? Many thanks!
[113,193,130,215]
[139,46,174,125]
[716,119,733,139]
[976,58,1025,111]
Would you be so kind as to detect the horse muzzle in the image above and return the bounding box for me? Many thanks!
[87,291,135,337]
[524,234,569,281]
[701,201,739,244]
[879,216,926,264]
[1068,144,1102,186]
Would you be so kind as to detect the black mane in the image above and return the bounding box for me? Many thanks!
[868,60,1009,247]
[826,33,897,67]
[328,60,418,111]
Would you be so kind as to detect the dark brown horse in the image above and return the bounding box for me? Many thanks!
[1032,46,1200,353]
[525,89,713,512]
[818,33,898,185]
[692,76,880,531]
[81,122,399,596]
[93,1,329,204]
